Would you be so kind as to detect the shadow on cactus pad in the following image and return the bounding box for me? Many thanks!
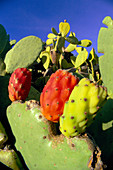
[86,98,113,169]
[0,76,11,121]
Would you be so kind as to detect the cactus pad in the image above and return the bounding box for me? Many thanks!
[98,16,113,97]
[0,24,8,55]
[6,100,102,169]
[4,35,43,73]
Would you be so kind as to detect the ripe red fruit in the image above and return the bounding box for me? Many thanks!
[8,68,31,101]
[40,69,79,122]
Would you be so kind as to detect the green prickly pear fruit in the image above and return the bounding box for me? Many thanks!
[60,78,107,137]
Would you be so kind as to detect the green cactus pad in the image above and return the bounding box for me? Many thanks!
[0,148,24,169]
[98,16,113,97]
[59,21,70,37]
[0,24,8,55]
[78,39,92,47]
[4,35,43,73]
[0,58,6,76]
[51,27,58,35]
[0,34,16,60]
[75,47,88,68]
[6,100,100,169]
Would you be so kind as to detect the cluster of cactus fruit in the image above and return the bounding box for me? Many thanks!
[1,16,113,169]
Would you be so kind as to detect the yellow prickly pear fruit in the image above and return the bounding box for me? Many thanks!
[59,78,107,137]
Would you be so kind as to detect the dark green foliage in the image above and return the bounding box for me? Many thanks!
[87,99,113,168]
[0,24,8,55]
[0,76,11,121]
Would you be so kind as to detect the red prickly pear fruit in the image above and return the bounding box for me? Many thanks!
[8,68,32,101]
[40,69,79,122]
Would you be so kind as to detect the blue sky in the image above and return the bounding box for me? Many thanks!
[1,0,113,55]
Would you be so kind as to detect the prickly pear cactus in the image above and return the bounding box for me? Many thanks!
[60,78,107,137]
[98,16,113,98]
[6,100,102,169]
[4,35,43,73]
[1,16,113,169]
